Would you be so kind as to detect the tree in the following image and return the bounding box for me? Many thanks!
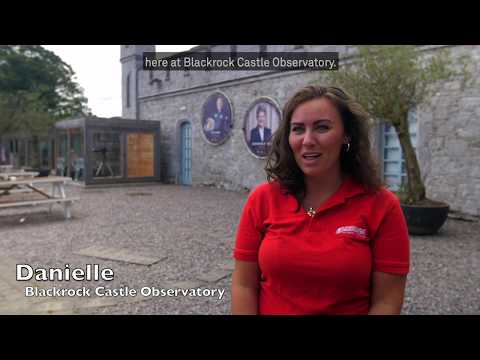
[0,45,89,136]
[323,45,472,204]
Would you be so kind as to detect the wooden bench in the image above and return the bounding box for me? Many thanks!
[0,165,13,172]
[0,171,39,182]
[0,197,80,219]
[0,176,78,220]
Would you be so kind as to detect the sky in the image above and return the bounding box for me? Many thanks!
[42,45,196,118]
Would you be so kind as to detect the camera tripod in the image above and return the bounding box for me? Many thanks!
[94,148,114,177]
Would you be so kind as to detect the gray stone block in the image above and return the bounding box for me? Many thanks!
[74,246,166,265]
[164,280,204,289]
[195,269,232,283]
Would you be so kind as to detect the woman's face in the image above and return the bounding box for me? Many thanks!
[216,97,224,111]
[256,110,266,128]
[288,97,347,179]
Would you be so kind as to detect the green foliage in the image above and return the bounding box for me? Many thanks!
[320,45,473,203]
[0,45,89,136]
[323,46,472,126]
[0,92,50,135]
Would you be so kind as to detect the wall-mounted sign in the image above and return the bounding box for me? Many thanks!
[201,92,233,145]
[244,98,281,158]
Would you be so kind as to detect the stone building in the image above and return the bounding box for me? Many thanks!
[120,45,480,217]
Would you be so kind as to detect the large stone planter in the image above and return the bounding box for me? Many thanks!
[400,200,450,235]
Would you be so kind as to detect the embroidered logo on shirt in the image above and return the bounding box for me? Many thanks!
[336,226,367,240]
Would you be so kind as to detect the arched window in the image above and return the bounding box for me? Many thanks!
[259,45,267,57]
[126,73,131,108]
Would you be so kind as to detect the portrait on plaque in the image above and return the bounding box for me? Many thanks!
[201,92,233,145]
[244,98,281,158]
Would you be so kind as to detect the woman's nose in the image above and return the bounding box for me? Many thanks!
[302,129,315,146]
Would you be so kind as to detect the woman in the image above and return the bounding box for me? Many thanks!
[231,85,410,315]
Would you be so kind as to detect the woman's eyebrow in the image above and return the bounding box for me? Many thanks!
[291,119,332,125]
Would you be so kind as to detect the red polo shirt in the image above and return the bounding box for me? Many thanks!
[233,176,410,315]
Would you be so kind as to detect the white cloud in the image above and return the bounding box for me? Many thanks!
[42,45,196,118]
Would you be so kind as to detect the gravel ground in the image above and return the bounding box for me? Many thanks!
[0,182,479,315]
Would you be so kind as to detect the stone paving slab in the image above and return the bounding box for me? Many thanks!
[0,254,226,314]
[0,258,25,286]
[163,280,204,289]
[0,265,78,315]
[0,257,149,315]
[0,282,150,315]
[195,269,232,283]
[0,295,125,315]
[73,245,166,265]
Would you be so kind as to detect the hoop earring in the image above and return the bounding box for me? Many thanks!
[345,142,350,152]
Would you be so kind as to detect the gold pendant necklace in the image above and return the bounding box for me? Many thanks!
[306,207,316,217]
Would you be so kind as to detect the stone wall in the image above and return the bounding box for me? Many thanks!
[123,45,480,217]
[418,46,480,216]
[138,69,319,190]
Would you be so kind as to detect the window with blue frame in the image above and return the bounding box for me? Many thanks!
[381,107,418,191]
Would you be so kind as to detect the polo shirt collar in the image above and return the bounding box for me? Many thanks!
[315,175,367,214]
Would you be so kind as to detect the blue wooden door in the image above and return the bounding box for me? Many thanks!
[180,122,192,185]
[382,109,417,191]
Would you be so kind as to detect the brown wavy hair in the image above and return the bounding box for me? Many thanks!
[265,85,382,208]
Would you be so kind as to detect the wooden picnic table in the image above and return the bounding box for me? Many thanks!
[0,176,79,220]
[0,171,39,180]
[0,165,13,173]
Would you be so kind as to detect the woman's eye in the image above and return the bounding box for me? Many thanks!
[316,125,330,131]
[291,127,303,133]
